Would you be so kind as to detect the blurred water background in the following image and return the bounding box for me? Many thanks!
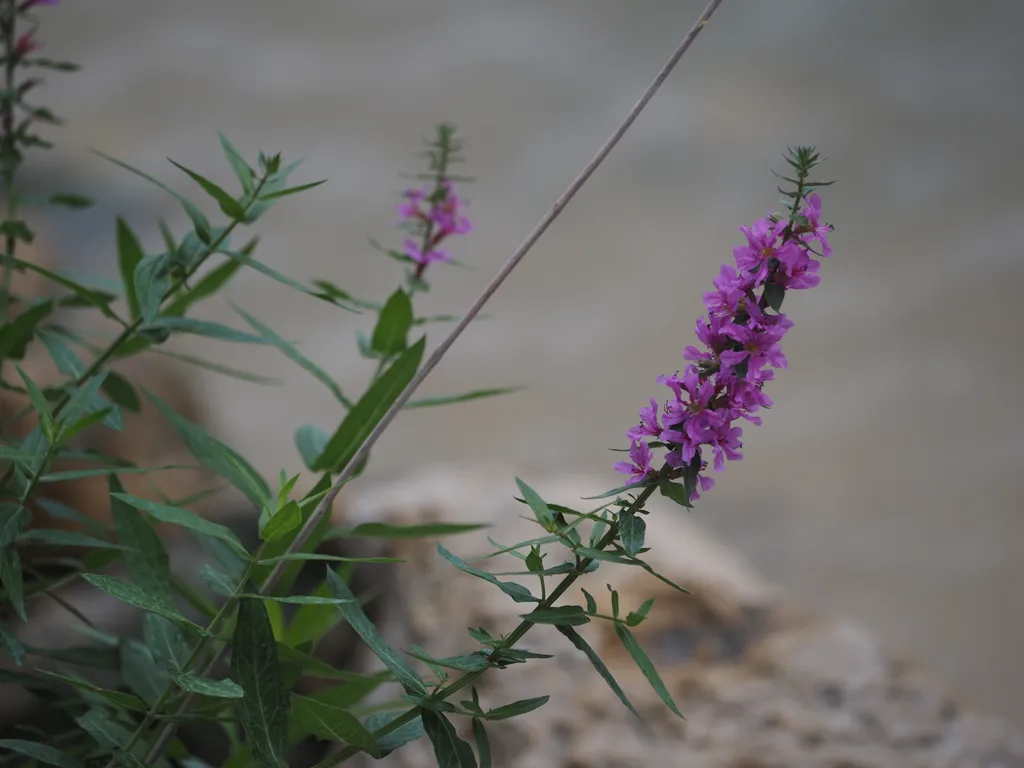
[26,0,1024,723]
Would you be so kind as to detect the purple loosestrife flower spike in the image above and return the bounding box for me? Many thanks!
[617,189,834,501]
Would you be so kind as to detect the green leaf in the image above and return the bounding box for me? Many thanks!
[1,546,26,621]
[146,388,270,509]
[80,574,192,627]
[17,528,121,549]
[313,336,425,472]
[244,157,302,222]
[436,544,536,604]
[37,670,147,711]
[100,370,141,413]
[15,261,118,320]
[37,326,84,376]
[302,679,384,712]
[219,133,255,195]
[515,477,554,529]
[0,739,83,768]
[326,567,426,695]
[120,639,170,705]
[116,218,144,321]
[405,648,490,674]
[243,594,351,606]
[59,370,108,430]
[49,193,93,209]
[472,720,491,768]
[582,479,651,500]
[144,345,281,386]
[405,387,523,410]
[289,694,379,755]
[144,316,271,345]
[294,424,328,470]
[626,597,655,627]
[174,673,245,698]
[142,613,192,673]
[363,711,425,756]
[256,179,327,202]
[163,240,252,317]
[484,695,549,721]
[659,480,693,510]
[764,280,785,312]
[0,622,25,665]
[0,219,33,243]
[0,299,53,360]
[232,597,290,768]
[370,288,412,356]
[519,606,589,626]
[169,158,246,220]
[557,626,639,718]
[234,304,350,408]
[257,552,401,566]
[93,150,213,242]
[421,710,477,768]
[581,588,597,614]
[275,643,391,684]
[112,492,246,554]
[199,564,236,597]
[133,252,171,323]
[614,623,685,719]
[15,364,54,435]
[327,521,487,540]
[109,477,175,605]
[618,511,646,558]
[260,500,302,543]
[75,707,134,748]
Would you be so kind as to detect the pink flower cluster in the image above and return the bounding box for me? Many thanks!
[616,194,833,500]
[397,178,472,268]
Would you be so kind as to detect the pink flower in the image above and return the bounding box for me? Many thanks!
[614,441,656,484]
[403,238,450,266]
[800,193,832,257]
[626,397,662,442]
[618,186,833,501]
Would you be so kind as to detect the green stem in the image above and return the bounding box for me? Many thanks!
[326,482,660,766]
[0,0,18,328]
[105,542,267,768]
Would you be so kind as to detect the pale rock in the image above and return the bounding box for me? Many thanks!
[330,463,1024,767]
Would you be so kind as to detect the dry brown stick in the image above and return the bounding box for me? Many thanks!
[142,1,724,761]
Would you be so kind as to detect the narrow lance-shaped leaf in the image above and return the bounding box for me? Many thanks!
[472,720,491,768]
[234,303,351,408]
[0,739,84,768]
[436,543,536,604]
[515,477,554,529]
[313,336,425,472]
[219,133,255,195]
[233,597,290,768]
[370,288,412,357]
[0,622,25,665]
[174,673,245,698]
[519,606,589,626]
[133,252,171,323]
[112,492,246,554]
[618,510,646,558]
[168,158,246,220]
[115,218,144,321]
[81,574,194,628]
[145,389,270,509]
[288,694,379,756]
[108,476,175,605]
[614,623,685,719]
[405,386,523,410]
[557,626,639,717]
[0,299,53,360]
[484,696,550,721]
[421,710,477,768]
[326,568,426,695]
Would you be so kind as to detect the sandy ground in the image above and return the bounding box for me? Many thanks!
[21,0,1024,724]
